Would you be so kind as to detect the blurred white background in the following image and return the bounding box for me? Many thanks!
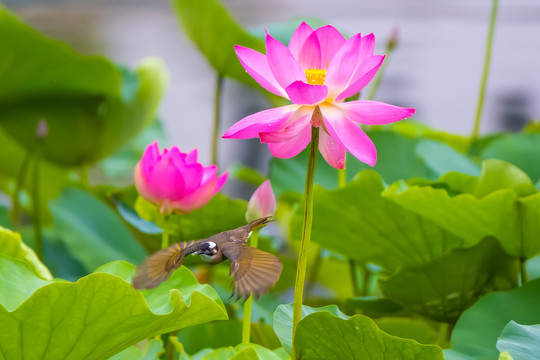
[5,0,540,168]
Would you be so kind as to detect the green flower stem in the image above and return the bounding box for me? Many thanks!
[166,330,179,360]
[212,75,224,166]
[438,322,450,348]
[10,150,33,227]
[242,229,260,344]
[161,218,171,248]
[361,264,372,296]
[162,218,175,359]
[337,163,346,188]
[32,154,43,259]
[471,0,499,142]
[366,30,398,101]
[348,259,360,297]
[79,164,90,188]
[305,243,322,300]
[520,257,529,285]
[291,123,320,359]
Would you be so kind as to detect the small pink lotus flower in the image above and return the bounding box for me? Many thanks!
[223,22,415,168]
[246,180,276,222]
[134,141,228,215]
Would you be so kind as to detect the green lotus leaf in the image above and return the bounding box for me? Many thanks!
[481,133,540,183]
[385,160,540,259]
[445,279,540,360]
[374,120,470,152]
[0,257,227,360]
[192,344,286,360]
[0,6,167,166]
[414,139,480,178]
[0,254,53,313]
[294,312,444,359]
[344,296,404,318]
[270,131,478,196]
[50,187,147,271]
[116,198,163,235]
[177,319,281,355]
[109,337,163,360]
[273,304,349,354]
[0,127,69,224]
[378,237,518,323]
[290,170,464,270]
[0,226,51,280]
[135,193,247,242]
[375,317,438,345]
[171,0,266,95]
[496,321,540,360]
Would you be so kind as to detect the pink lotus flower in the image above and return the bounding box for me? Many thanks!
[246,180,276,222]
[223,22,415,168]
[134,141,228,215]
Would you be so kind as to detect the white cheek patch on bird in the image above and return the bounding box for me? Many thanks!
[131,216,282,302]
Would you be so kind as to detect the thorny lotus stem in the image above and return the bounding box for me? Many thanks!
[161,218,170,248]
[32,154,43,259]
[291,123,320,359]
[471,0,499,142]
[212,75,224,166]
[10,150,33,227]
[242,229,260,344]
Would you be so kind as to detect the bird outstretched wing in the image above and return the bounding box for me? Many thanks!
[223,244,282,301]
[132,240,201,289]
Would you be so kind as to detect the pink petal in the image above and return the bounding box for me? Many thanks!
[358,33,376,60]
[315,25,346,68]
[298,31,322,69]
[177,172,228,212]
[146,157,186,201]
[201,165,218,183]
[318,128,346,169]
[266,32,305,90]
[140,141,160,179]
[246,179,276,221]
[181,162,204,194]
[285,81,328,105]
[222,105,297,139]
[259,107,312,143]
[335,55,384,101]
[324,34,364,99]
[186,148,198,163]
[339,100,415,125]
[215,172,228,193]
[134,162,157,203]
[289,22,314,60]
[267,124,312,158]
[321,104,377,166]
[169,146,187,167]
[234,45,286,97]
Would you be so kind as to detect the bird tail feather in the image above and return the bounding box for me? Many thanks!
[249,216,273,231]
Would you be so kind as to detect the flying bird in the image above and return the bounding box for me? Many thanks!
[132,216,282,301]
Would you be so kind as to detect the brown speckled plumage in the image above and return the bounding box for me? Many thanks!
[131,216,282,301]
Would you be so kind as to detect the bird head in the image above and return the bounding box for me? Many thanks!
[197,241,219,263]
